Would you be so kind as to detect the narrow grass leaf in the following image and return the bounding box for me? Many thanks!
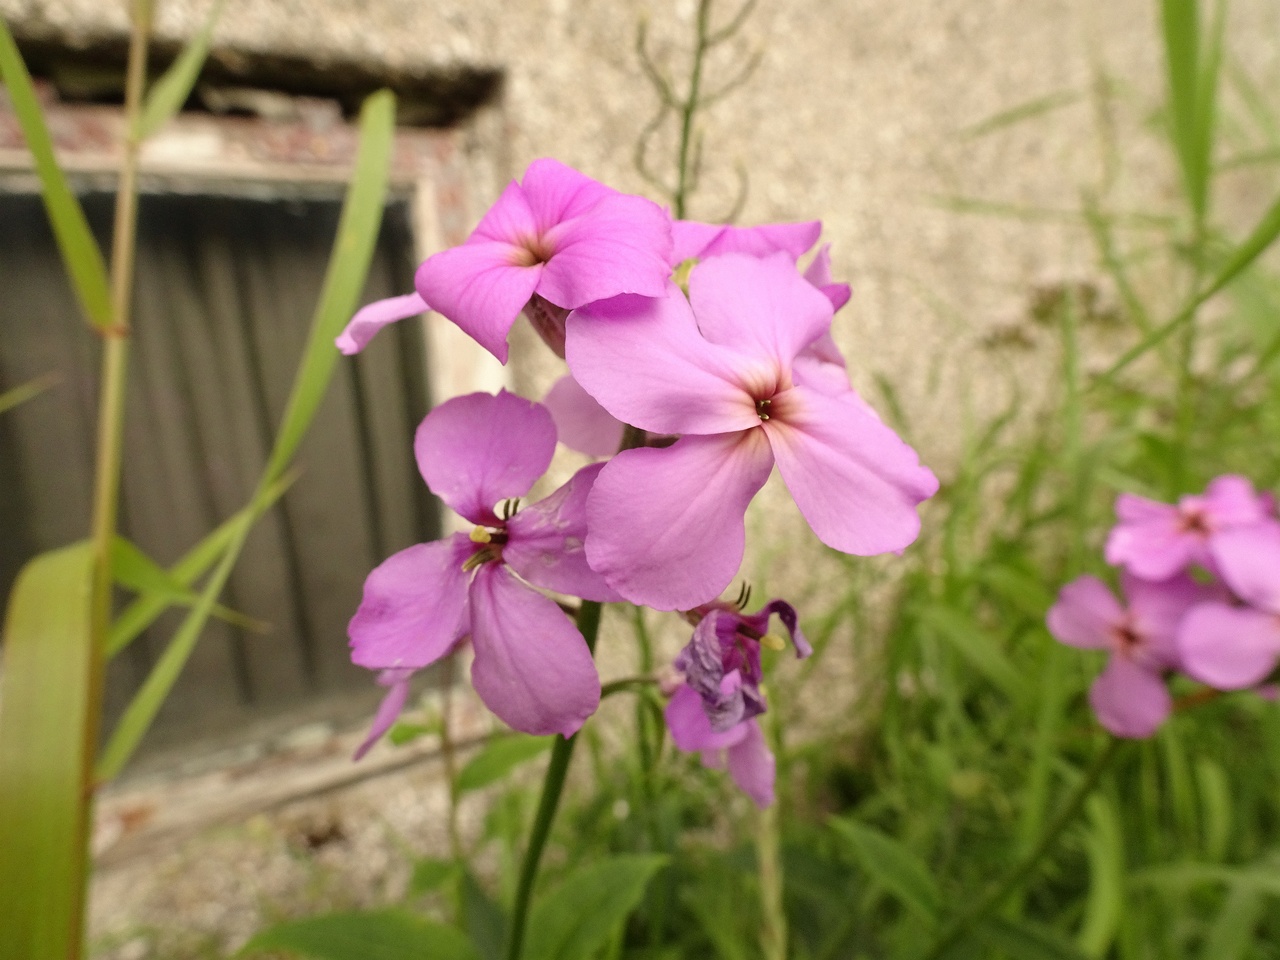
[1161,0,1209,218]
[107,471,294,656]
[460,871,507,960]
[1195,756,1231,861]
[262,87,396,482]
[0,372,59,416]
[96,92,394,779]
[958,89,1080,140]
[136,0,225,139]
[456,735,554,795]
[0,543,95,960]
[919,606,1022,700]
[1199,885,1263,960]
[830,818,940,922]
[525,855,668,960]
[1077,795,1123,957]
[408,857,457,895]
[0,19,112,329]
[1100,191,1280,381]
[976,917,1091,960]
[238,909,478,960]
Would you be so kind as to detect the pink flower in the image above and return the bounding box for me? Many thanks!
[671,219,821,264]
[665,685,776,808]
[417,159,672,362]
[1047,572,1205,738]
[566,252,938,610]
[1179,522,1280,690]
[336,159,673,361]
[348,390,618,751]
[1105,475,1274,580]
[542,374,625,458]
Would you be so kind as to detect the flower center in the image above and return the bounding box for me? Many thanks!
[511,234,556,267]
[1178,506,1211,535]
[1111,620,1143,656]
[755,397,772,421]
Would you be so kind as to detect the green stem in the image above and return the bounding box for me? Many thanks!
[917,738,1124,960]
[673,0,711,218]
[78,4,150,953]
[504,599,603,960]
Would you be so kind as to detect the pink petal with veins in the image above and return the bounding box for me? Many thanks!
[415,391,556,526]
[543,375,624,458]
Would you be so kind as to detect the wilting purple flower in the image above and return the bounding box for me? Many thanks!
[1047,572,1205,737]
[567,252,938,610]
[1179,522,1280,690]
[1105,475,1274,581]
[675,597,811,731]
[671,219,821,264]
[665,685,776,808]
[417,159,672,362]
[348,390,618,751]
[543,374,625,458]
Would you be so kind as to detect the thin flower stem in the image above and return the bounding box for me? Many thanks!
[916,737,1124,960]
[504,599,603,960]
[77,4,150,954]
[757,702,787,960]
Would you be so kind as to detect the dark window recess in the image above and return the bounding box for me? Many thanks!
[0,192,439,758]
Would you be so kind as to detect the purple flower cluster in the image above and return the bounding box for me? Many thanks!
[338,159,939,803]
[1047,475,1280,739]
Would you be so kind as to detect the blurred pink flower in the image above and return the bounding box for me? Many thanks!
[1047,572,1205,737]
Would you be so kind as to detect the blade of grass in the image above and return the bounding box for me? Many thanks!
[107,472,294,656]
[0,544,95,960]
[0,371,59,416]
[1097,190,1280,382]
[1162,0,1208,220]
[957,89,1080,140]
[0,17,113,330]
[96,88,397,781]
[135,0,225,140]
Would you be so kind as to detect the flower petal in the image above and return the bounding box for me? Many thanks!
[566,285,762,436]
[585,431,775,610]
[415,241,541,363]
[1179,602,1280,690]
[1209,522,1280,613]
[1104,494,1192,580]
[1122,571,1205,668]
[416,390,557,526]
[348,536,472,671]
[536,193,674,308]
[1046,575,1122,649]
[337,292,428,355]
[468,563,600,736]
[726,720,776,807]
[740,598,812,658]
[1202,474,1272,526]
[1089,656,1171,738]
[504,463,624,602]
[803,244,852,312]
[518,158,616,234]
[543,374,624,458]
[766,385,938,555]
[689,252,833,366]
[664,683,747,752]
[353,668,415,761]
[673,219,821,262]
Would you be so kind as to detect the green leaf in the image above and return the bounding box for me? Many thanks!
[136,0,225,139]
[958,89,1080,140]
[459,871,507,960]
[524,855,668,960]
[107,471,294,656]
[1196,756,1232,861]
[0,18,113,329]
[1077,795,1123,957]
[919,606,1023,700]
[0,372,58,416]
[408,857,457,895]
[110,536,265,635]
[829,818,940,922]
[978,565,1056,619]
[456,735,554,795]
[1162,0,1208,218]
[97,89,395,780]
[1100,189,1280,383]
[0,543,95,960]
[262,87,396,483]
[976,916,1091,960]
[238,909,478,960]
[1200,885,1263,960]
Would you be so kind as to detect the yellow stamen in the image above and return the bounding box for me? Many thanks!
[469,525,492,544]
[760,633,786,652]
